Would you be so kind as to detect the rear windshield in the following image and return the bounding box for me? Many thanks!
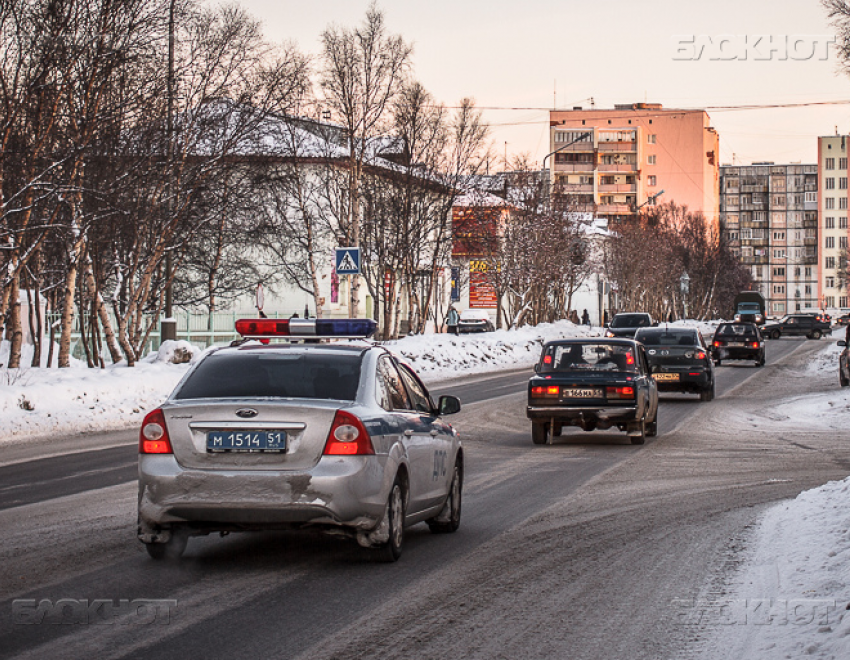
[540,342,638,373]
[737,303,760,311]
[716,324,758,337]
[635,330,698,346]
[175,352,363,400]
[610,314,650,329]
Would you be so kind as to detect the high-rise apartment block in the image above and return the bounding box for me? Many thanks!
[817,135,849,310]
[719,164,818,315]
[548,103,720,225]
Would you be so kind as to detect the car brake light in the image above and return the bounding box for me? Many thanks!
[625,352,635,365]
[235,318,377,338]
[139,409,173,454]
[751,341,760,348]
[531,385,559,398]
[543,355,553,365]
[606,386,635,399]
[323,410,375,455]
[696,351,706,360]
[713,341,721,347]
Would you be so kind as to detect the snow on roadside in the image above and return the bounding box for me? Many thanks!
[0,321,596,445]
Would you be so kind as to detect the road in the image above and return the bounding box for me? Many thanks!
[1,336,848,659]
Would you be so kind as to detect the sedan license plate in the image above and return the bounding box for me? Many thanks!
[563,387,603,398]
[653,373,680,382]
[207,430,287,453]
[729,341,745,347]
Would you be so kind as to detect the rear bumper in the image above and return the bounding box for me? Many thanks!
[712,347,762,360]
[527,405,637,423]
[652,372,711,392]
[138,454,389,536]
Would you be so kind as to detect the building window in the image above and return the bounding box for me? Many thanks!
[740,228,752,239]
[841,236,848,249]
[826,277,835,288]
[647,134,657,144]
[842,158,848,169]
[826,256,836,269]
[826,178,836,189]
[754,211,766,222]
[841,198,848,210]
[728,231,739,240]
[805,267,812,277]
[741,246,753,257]
[842,296,849,308]
[841,177,848,189]
[773,249,786,258]
[826,197,835,209]
[806,285,812,294]
[826,236,836,249]
[772,231,785,240]
[726,178,739,190]
[773,267,785,276]
[826,296,836,307]
[826,158,836,169]
[841,217,848,229]
[773,285,785,294]
[805,191,817,203]
[826,217,835,229]
[647,155,656,165]
[774,302,786,313]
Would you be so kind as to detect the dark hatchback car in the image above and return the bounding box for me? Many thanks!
[760,314,830,340]
[710,322,765,367]
[838,340,850,386]
[605,312,655,339]
[526,339,659,446]
[634,327,715,401]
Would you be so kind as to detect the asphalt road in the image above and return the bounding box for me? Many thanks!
[1,335,847,660]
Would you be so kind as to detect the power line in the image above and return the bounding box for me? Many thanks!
[442,99,850,112]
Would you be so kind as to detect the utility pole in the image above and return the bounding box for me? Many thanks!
[161,0,177,342]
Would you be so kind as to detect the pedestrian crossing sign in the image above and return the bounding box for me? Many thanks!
[335,247,361,275]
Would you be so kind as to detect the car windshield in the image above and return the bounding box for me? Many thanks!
[738,303,760,311]
[175,351,363,400]
[635,330,698,346]
[717,323,757,337]
[540,342,638,373]
[610,314,650,328]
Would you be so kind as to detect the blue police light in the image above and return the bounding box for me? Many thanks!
[235,318,377,338]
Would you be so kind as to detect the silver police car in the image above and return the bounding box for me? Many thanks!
[138,318,463,561]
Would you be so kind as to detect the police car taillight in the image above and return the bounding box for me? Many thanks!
[323,410,375,456]
[235,318,377,338]
[139,409,173,454]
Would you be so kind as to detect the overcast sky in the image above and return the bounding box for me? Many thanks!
[236,0,850,167]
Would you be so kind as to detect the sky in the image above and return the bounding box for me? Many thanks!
[232,0,850,168]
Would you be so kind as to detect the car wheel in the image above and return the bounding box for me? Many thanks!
[646,413,658,438]
[531,422,549,445]
[714,359,721,366]
[841,370,849,387]
[145,527,188,561]
[630,419,646,445]
[427,460,462,534]
[770,330,780,340]
[812,329,822,340]
[375,478,406,562]
[699,382,714,402]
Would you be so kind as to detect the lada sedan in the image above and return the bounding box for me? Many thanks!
[710,322,765,367]
[138,318,463,562]
[526,338,659,445]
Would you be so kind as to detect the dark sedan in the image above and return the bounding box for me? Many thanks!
[760,314,830,340]
[635,327,715,401]
[527,339,659,445]
[710,322,765,367]
[605,312,656,339]
[838,340,850,387]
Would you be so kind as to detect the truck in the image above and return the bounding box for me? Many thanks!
[733,291,765,324]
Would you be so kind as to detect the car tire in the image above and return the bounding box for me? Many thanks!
[812,330,822,340]
[699,383,714,402]
[646,414,658,437]
[770,330,780,340]
[531,422,549,445]
[427,460,462,534]
[145,527,188,561]
[375,478,406,562]
[630,419,646,445]
[841,371,849,387]
[714,359,721,366]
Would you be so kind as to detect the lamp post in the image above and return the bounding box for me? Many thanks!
[541,131,594,189]
[680,272,690,320]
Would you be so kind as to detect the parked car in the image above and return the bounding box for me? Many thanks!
[457,309,495,333]
[634,327,715,401]
[710,322,765,367]
[526,338,659,445]
[834,314,850,327]
[605,312,656,339]
[138,318,463,562]
[838,340,850,387]
[759,314,830,340]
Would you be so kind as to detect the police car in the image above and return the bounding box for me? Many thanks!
[138,318,463,562]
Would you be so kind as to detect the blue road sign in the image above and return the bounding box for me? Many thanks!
[335,247,361,275]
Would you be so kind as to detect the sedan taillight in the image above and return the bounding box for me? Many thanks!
[323,410,375,456]
[606,386,635,399]
[531,385,560,398]
[139,409,173,454]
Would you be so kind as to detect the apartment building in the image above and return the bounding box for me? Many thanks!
[818,135,849,311]
[720,164,819,315]
[548,103,720,226]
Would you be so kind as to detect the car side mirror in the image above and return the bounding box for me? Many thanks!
[839,340,847,347]
[604,323,609,329]
[533,363,540,373]
[438,395,461,416]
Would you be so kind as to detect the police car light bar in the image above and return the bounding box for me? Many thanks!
[235,318,377,339]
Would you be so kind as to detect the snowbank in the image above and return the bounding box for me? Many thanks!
[0,321,596,444]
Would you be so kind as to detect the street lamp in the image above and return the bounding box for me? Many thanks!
[680,272,690,320]
[541,131,594,179]
[635,189,665,211]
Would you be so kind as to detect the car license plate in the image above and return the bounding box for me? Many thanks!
[729,342,745,347]
[653,373,680,381]
[206,430,287,453]
[563,387,603,398]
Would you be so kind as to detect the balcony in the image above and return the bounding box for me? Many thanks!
[560,183,594,193]
[598,142,637,153]
[598,163,637,173]
[553,142,595,153]
[598,183,637,194]
[741,255,769,265]
[741,184,769,193]
[554,162,595,173]
[597,204,634,214]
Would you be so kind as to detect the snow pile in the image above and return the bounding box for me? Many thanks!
[704,477,850,659]
[384,320,601,379]
[0,321,597,444]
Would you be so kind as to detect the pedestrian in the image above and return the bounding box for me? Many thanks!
[569,309,580,324]
[581,309,590,326]
[446,305,460,335]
